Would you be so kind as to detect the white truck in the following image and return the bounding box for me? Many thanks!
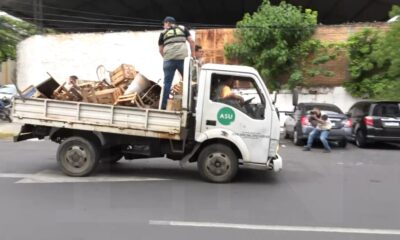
[12,59,282,183]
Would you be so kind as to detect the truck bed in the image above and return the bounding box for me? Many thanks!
[12,98,186,140]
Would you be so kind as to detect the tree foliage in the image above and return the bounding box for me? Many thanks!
[225,0,336,90]
[345,20,400,100]
[389,5,400,18]
[0,14,45,62]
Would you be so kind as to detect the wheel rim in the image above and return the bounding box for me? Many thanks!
[205,152,231,177]
[62,145,91,173]
[293,130,298,144]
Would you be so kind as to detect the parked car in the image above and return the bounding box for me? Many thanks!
[0,84,17,101]
[345,101,400,147]
[283,103,349,147]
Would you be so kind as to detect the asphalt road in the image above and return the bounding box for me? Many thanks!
[0,138,400,240]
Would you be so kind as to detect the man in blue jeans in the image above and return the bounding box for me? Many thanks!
[304,114,333,153]
[158,16,195,109]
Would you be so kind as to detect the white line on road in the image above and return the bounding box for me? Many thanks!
[149,220,400,236]
[0,170,170,183]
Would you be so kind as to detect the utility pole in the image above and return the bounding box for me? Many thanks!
[33,0,43,33]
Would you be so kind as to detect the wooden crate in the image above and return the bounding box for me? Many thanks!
[95,88,122,104]
[52,83,82,102]
[111,64,136,87]
[114,93,144,107]
[81,86,98,103]
[140,84,161,108]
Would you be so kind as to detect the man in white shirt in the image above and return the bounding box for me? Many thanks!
[304,114,332,153]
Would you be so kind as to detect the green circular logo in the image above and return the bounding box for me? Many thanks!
[217,107,236,126]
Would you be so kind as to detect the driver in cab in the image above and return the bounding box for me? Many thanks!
[218,77,244,105]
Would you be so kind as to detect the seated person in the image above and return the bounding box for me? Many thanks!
[217,77,244,105]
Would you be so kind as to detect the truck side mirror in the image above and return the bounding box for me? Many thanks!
[292,89,299,106]
[272,91,278,105]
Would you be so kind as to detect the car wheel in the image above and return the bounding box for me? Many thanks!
[355,130,367,148]
[283,126,290,139]
[57,137,100,177]
[293,129,304,146]
[197,144,238,183]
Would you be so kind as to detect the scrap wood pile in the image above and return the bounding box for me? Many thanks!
[22,64,161,109]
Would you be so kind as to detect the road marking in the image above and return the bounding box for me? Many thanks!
[0,170,170,183]
[149,220,400,236]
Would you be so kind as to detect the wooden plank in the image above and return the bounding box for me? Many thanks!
[95,88,122,104]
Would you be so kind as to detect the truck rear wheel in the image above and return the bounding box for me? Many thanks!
[57,137,100,177]
[197,144,238,183]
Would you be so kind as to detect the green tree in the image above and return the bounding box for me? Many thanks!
[389,5,400,18]
[345,28,400,100]
[0,14,48,62]
[224,0,336,90]
[344,5,400,100]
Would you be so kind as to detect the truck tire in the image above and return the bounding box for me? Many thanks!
[197,144,238,183]
[57,137,100,177]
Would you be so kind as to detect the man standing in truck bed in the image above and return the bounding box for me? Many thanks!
[158,16,195,109]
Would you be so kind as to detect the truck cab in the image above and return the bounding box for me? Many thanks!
[13,58,282,183]
[194,64,281,169]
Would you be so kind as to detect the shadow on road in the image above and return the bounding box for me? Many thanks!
[95,161,280,184]
[348,142,400,150]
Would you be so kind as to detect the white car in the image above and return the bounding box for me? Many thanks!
[0,84,17,101]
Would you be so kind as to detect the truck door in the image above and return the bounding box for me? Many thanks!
[199,71,272,164]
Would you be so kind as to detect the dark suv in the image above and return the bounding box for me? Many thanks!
[345,101,400,147]
[283,103,349,147]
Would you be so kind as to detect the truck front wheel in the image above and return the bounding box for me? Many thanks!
[57,137,100,177]
[197,144,238,183]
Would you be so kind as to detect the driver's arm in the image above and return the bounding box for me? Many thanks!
[221,86,244,102]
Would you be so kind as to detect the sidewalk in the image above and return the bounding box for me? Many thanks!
[0,122,21,139]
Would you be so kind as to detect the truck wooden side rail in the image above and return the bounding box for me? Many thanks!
[12,98,186,140]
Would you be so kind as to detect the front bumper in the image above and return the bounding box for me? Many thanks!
[271,154,283,172]
[242,154,283,172]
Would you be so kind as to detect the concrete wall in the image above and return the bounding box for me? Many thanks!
[16,31,167,90]
[0,59,16,85]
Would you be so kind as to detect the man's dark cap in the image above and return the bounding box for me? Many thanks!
[163,16,176,23]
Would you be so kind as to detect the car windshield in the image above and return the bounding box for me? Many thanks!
[373,103,400,117]
[305,105,343,114]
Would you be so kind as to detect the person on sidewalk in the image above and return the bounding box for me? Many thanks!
[303,114,333,153]
[158,16,195,109]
